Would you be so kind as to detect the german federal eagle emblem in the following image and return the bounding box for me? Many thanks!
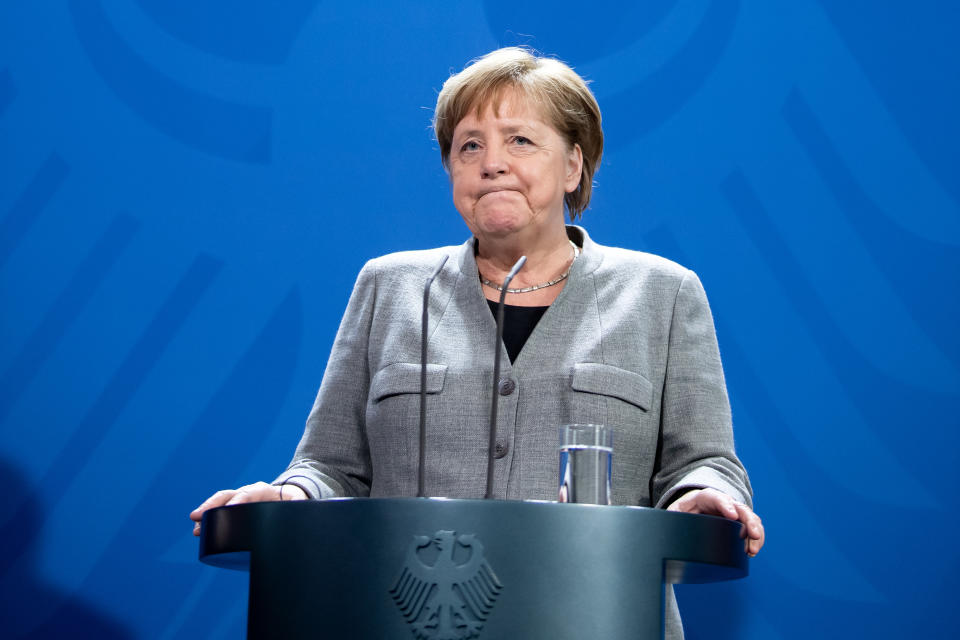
[390,530,503,639]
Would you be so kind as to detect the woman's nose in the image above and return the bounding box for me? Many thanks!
[481,145,508,178]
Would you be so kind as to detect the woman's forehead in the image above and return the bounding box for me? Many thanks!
[455,88,551,132]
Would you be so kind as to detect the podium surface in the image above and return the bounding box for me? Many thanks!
[200,498,747,639]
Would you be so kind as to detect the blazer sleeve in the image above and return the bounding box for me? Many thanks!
[273,261,377,498]
[651,269,753,509]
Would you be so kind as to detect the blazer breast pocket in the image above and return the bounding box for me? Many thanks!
[370,362,447,402]
[569,362,653,429]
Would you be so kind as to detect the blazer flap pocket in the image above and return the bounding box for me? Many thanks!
[571,363,652,411]
[371,362,447,401]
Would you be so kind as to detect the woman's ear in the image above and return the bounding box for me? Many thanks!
[565,143,584,193]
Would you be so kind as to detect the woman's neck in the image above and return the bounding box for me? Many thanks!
[476,223,576,307]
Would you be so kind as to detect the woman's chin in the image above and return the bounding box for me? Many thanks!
[473,209,529,237]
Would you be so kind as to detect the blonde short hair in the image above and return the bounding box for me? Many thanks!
[434,47,603,219]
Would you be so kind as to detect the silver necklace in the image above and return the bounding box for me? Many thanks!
[480,240,580,294]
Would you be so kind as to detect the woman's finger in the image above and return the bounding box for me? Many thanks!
[691,488,739,520]
[667,489,701,513]
[189,489,238,521]
[668,489,765,556]
[731,503,764,556]
[191,482,287,536]
[225,482,278,506]
[733,503,763,538]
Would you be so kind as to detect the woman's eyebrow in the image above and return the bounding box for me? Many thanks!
[454,122,535,141]
[456,128,484,139]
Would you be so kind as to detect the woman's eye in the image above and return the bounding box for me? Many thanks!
[513,136,531,146]
[461,141,480,152]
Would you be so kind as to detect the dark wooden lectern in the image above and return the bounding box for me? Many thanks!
[199,498,747,639]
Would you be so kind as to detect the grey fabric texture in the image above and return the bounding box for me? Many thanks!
[274,225,752,639]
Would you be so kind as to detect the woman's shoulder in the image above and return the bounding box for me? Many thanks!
[355,245,462,289]
[586,241,712,312]
[365,245,460,270]
[590,241,693,285]
[598,244,688,272]
[574,225,692,282]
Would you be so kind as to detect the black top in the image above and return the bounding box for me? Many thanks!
[486,300,549,363]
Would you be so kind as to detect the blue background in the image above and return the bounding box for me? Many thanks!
[1,1,958,637]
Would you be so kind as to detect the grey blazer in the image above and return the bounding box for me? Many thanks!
[277,226,751,508]
[276,226,752,640]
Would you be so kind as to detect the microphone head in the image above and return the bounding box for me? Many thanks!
[507,256,527,280]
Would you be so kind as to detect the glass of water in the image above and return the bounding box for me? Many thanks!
[558,424,613,505]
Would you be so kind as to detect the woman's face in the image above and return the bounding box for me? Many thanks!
[449,90,582,241]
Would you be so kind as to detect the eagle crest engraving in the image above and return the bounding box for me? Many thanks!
[389,530,503,640]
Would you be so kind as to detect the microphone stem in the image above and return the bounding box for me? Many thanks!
[418,254,448,498]
[485,256,526,499]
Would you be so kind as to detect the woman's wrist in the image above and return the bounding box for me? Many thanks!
[276,476,314,500]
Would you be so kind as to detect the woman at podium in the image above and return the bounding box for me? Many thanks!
[192,47,764,639]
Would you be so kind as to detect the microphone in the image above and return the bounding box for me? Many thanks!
[417,254,449,498]
[484,255,527,500]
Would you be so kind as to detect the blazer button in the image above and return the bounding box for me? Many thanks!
[498,378,516,396]
[494,441,508,458]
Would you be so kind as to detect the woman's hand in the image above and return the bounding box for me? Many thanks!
[189,481,308,536]
[667,487,765,557]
